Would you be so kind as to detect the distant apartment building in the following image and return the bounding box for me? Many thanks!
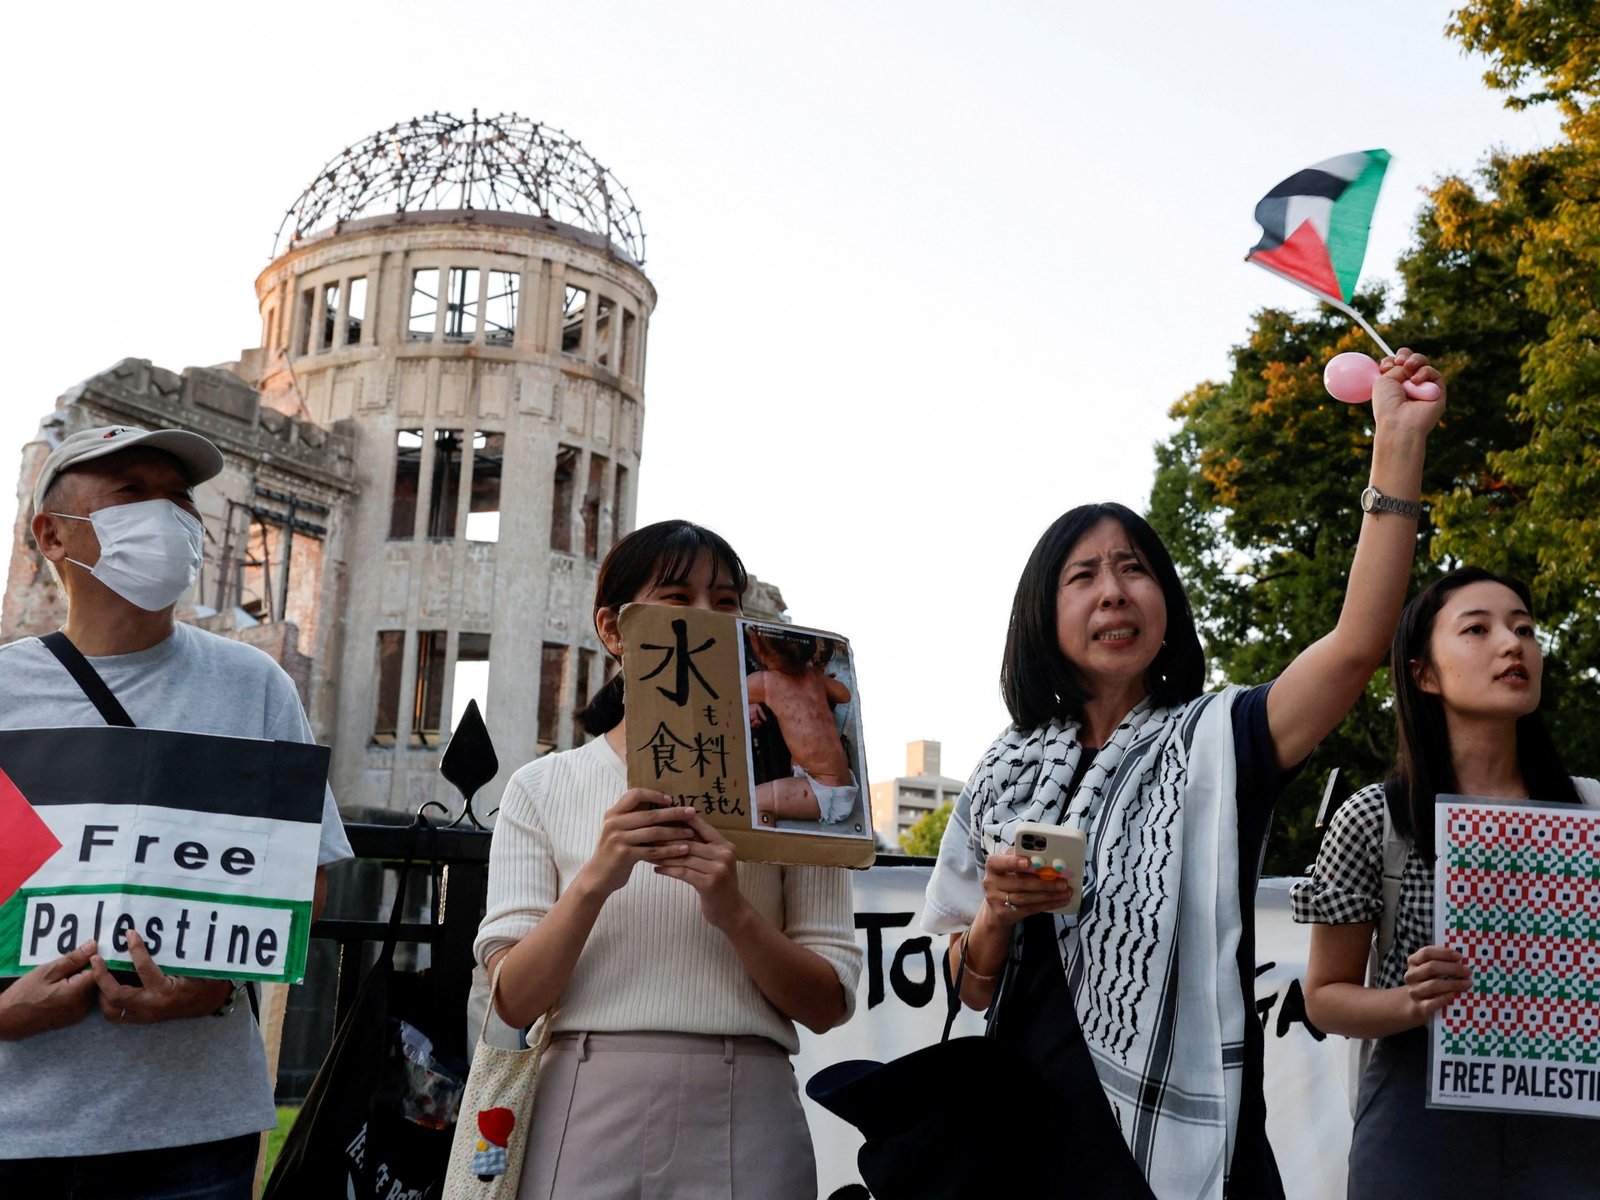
[869,740,966,851]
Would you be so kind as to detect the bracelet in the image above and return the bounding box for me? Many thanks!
[958,931,998,983]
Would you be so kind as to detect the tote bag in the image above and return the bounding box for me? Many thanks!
[442,961,552,1200]
[807,926,1042,1200]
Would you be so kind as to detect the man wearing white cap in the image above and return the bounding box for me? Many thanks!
[0,425,352,1199]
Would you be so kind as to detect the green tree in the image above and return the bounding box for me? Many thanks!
[1412,147,1600,772]
[1450,0,1600,113]
[1150,4,1600,875]
[1432,3,1600,764]
[900,801,953,858]
[1150,299,1414,876]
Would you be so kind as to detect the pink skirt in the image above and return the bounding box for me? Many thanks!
[517,1031,817,1200]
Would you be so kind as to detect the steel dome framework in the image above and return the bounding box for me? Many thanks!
[274,110,646,264]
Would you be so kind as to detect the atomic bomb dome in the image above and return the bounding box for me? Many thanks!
[273,110,647,265]
[241,109,663,819]
[5,107,789,1099]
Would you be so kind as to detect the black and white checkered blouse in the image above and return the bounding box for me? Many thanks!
[1289,783,1433,990]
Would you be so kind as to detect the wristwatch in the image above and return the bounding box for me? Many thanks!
[1359,486,1422,520]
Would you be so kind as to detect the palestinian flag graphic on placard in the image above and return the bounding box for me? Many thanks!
[0,767,61,908]
[1247,149,1390,305]
[0,726,328,984]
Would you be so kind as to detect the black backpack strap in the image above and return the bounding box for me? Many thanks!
[39,632,135,728]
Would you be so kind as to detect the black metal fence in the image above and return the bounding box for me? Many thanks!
[274,824,927,1100]
[275,821,491,1100]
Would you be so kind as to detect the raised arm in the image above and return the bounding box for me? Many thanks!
[1265,349,1445,770]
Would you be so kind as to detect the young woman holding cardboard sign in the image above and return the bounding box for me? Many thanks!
[475,520,860,1200]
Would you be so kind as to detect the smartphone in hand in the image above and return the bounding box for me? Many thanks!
[1012,822,1086,916]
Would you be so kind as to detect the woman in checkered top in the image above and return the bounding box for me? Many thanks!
[1293,566,1598,1198]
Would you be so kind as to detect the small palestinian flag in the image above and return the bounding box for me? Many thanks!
[1247,149,1390,307]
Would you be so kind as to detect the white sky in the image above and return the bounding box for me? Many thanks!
[0,1,1552,797]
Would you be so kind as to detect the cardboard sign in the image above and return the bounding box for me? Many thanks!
[619,605,874,867]
[1431,797,1600,1118]
[0,726,330,984]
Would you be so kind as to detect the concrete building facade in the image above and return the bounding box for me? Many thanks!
[246,222,652,816]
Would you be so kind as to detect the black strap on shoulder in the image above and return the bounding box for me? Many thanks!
[39,631,135,728]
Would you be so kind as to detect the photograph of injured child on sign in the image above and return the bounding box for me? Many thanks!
[618,603,874,867]
[742,623,868,838]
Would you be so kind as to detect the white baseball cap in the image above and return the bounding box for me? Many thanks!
[33,424,225,514]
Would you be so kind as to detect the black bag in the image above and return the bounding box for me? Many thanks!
[264,819,465,1200]
[807,925,1050,1200]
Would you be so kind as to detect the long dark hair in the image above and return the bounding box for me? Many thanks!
[1389,566,1579,859]
[575,520,749,736]
[1000,502,1204,730]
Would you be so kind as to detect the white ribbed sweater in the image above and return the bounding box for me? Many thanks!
[474,734,861,1053]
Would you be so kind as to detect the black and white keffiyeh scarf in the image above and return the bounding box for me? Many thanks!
[966,688,1245,1200]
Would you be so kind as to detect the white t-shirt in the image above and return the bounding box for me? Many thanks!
[0,622,351,1159]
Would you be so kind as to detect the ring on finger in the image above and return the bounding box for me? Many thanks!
[1003,892,1018,912]
[119,1007,127,1023]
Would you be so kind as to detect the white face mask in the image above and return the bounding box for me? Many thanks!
[52,499,205,612]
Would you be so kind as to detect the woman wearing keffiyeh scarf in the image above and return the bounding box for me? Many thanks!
[922,349,1445,1200]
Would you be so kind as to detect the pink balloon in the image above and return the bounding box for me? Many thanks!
[1323,352,1443,404]
[1323,352,1380,404]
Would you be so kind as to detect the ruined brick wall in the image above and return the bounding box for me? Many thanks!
[1,359,355,746]
[3,435,67,640]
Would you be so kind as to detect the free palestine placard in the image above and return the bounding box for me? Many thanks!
[0,726,329,984]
